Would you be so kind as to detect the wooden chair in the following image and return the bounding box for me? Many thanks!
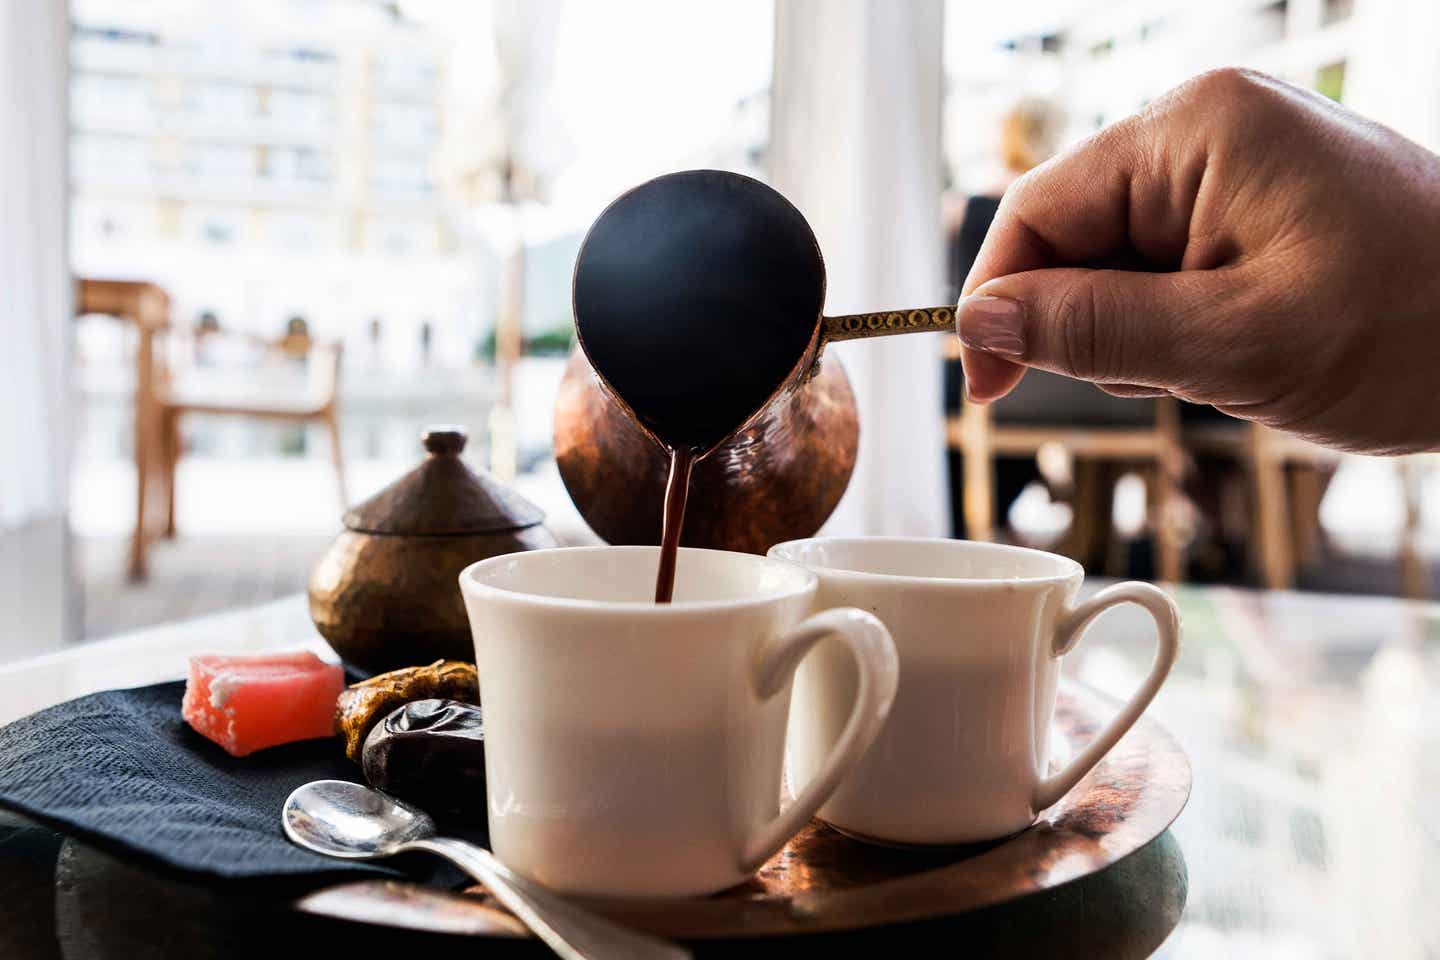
[1396,455,1434,599]
[1181,421,1327,591]
[945,342,1188,582]
[1188,423,1327,590]
[77,278,346,582]
[1182,421,1434,598]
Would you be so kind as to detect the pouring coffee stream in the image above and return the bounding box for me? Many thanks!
[568,169,956,601]
[653,446,695,603]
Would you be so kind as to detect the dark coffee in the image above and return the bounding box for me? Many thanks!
[652,447,696,603]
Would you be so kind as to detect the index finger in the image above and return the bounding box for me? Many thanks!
[957,131,1136,401]
[959,105,1202,400]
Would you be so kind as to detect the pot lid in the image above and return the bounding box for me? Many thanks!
[343,427,545,536]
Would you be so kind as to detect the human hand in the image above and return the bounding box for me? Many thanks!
[957,68,1440,455]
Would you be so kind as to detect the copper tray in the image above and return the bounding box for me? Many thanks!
[293,679,1190,940]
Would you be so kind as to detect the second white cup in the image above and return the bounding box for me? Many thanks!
[769,537,1180,846]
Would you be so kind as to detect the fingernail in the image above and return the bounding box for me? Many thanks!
[957,295,1025,357]
[962,379,996,405]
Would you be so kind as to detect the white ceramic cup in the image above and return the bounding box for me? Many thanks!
[768,537,1180,846]
[458,545,899,898]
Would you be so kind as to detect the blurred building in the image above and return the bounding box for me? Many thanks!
[69,0,462,293]
[67,0,775,476]
[1049,0,1358,136]
[62,0,778,640]
[68,0,506,467]
[942,0,1427,191]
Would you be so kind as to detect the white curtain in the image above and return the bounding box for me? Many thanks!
[0,0,74,654]
[0,0,70,531]
[770,0,948,538]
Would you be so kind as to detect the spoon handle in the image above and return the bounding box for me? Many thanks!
[822,305,956,342]
[402,837,691,960]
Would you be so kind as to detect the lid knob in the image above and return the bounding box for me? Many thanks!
[423,427,467,457]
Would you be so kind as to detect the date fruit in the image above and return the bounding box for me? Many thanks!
[360,699,485,818]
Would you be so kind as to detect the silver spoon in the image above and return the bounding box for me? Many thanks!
[282,779,690,960]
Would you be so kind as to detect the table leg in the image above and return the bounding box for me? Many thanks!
[128,326,155,582]
[1247,425,1293,590]
[162,409,178,540]
[960,402,994,543]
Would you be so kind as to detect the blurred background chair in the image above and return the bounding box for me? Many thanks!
[1181,417,1333,591]
[945,348,1188,582]
[1182,418,1435,598]
[77,278,346,583]
[950,365,1435,597]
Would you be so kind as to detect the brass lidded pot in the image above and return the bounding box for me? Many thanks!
[309,427,557,673]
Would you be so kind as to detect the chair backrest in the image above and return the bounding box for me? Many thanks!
[943,340,1157,429]
[249,335,342,412]
[991,369,1156,428]
[154,320,341,415]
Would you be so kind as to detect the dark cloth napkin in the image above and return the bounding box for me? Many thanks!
[0,680,413,890]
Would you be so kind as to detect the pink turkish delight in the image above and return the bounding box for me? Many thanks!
[182,651,343,757]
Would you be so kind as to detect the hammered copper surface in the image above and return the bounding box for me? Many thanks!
[309,428,557,673]
[554,349,858,555]
[294,680,1191,940]
[308,526,556,673]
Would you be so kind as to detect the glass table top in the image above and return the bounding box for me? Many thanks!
[1,583,1436,958]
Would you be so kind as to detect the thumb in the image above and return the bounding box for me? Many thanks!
[957,267,1232,401]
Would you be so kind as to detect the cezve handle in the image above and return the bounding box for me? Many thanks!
[740,607,899,871]
[1031,581,1181,812]
[822,305,956,342]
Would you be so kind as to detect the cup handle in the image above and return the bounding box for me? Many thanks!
[1031,581,1181,812]
[739,607,899,872]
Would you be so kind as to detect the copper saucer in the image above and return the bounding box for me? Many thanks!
[293,679,1191,940]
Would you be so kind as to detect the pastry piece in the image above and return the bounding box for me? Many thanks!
[334,660,478,763]
[182,651,344,757]
[361,699,485,818]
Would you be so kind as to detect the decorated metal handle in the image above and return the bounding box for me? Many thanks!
[822,305,956,342]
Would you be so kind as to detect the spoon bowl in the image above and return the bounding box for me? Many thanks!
[282,778,435,859]
[281,780,690,960]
